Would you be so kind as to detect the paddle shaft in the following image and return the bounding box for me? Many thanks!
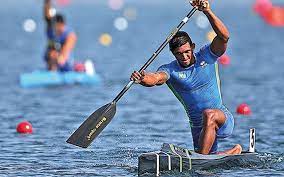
[113,7,198,103]
[66,7,198,148]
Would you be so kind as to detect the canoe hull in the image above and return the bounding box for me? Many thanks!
[138,143,260,176]
[20,71,101,88]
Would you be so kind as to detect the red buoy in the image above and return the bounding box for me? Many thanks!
[236,103,252,115]
[264,7,284,27]
[253,0,284,27]
[253,0,272,17]
[17,121,33,134]
[73,62,85,72]
[218,54,230,66]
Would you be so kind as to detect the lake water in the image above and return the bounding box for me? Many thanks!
[1,0,284,176]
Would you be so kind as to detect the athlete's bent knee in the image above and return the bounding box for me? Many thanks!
[202,109,217,128]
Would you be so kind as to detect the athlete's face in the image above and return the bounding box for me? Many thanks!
[55,22,65,35]
[172,42,195,67]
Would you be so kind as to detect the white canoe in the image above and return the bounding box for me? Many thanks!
[138,129,259,176]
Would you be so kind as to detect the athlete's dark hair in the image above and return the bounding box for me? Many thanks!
[54,14,65,24]
[169,31,193,52]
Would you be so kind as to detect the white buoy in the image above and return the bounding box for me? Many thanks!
[23,19,37,33]
[114,17,128,31]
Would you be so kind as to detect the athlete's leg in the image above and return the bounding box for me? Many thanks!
[198,109,225,154]
[198,109,242,155]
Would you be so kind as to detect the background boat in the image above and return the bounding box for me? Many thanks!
[20,70,101,88]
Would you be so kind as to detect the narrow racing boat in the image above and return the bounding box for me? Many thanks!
[20,70,101,88]
[138,129,260,176]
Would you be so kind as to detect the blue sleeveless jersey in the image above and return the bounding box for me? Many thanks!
[47,26,74,49]
[158,44,224,127]
[45,26,74,71]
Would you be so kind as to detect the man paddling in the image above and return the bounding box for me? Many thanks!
[44,0,77,71]
[131,0,242,155]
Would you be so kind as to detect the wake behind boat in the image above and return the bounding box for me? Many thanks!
[138,129,260,176]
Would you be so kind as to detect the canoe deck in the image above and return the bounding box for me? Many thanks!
[138,143,260,176]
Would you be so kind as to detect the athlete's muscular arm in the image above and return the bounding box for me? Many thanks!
[44,0,52,27]
[58,32,77,65]
[191,0,229,56]
[130,71,168,87]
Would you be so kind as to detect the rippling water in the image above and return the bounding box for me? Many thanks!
[1,0,284,176]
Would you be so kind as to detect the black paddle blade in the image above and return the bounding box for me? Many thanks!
[66,102,116,148]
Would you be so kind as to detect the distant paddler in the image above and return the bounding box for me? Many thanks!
[44,0,77,71]
[131,0,242,155]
